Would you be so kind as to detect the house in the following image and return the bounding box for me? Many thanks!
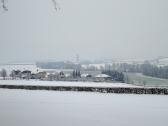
[47,73,58,81]
[35,72,47,80]
[21,70,31,79]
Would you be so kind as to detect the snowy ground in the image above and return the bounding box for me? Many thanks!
[0,89,168,126]
[0,80,142,88]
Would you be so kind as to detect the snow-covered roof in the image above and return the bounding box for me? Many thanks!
[81,74,90,77]
[95,74,111,78]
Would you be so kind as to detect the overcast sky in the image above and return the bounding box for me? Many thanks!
[0,0,168,63]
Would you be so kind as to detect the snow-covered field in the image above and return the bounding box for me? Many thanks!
[0,89,167,126]
[0,80,141,88]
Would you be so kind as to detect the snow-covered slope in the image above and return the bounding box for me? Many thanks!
[0,89,167,126]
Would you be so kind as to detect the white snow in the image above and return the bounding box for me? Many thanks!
[95,74,111,78]
[0,89,167,126]
[0,80,141,88]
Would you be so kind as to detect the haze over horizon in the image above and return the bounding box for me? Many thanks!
[0,0,168,63]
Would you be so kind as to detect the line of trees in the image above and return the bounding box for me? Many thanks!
[37,62,81,70]
[141,64,168,79]
[0,69,33,80]
[110,63,168,79]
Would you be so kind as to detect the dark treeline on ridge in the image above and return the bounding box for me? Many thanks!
[113,63,168,79]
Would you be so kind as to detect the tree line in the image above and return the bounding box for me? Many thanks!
[141,64,168,79]
[109,63,168,79]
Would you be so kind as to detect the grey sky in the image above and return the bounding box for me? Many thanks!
[0,0,168,63]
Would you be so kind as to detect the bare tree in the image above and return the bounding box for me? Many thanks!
[1,69,7,80]
[52,0,60,11]
[10,70,15,80]
[1,0,8,11]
